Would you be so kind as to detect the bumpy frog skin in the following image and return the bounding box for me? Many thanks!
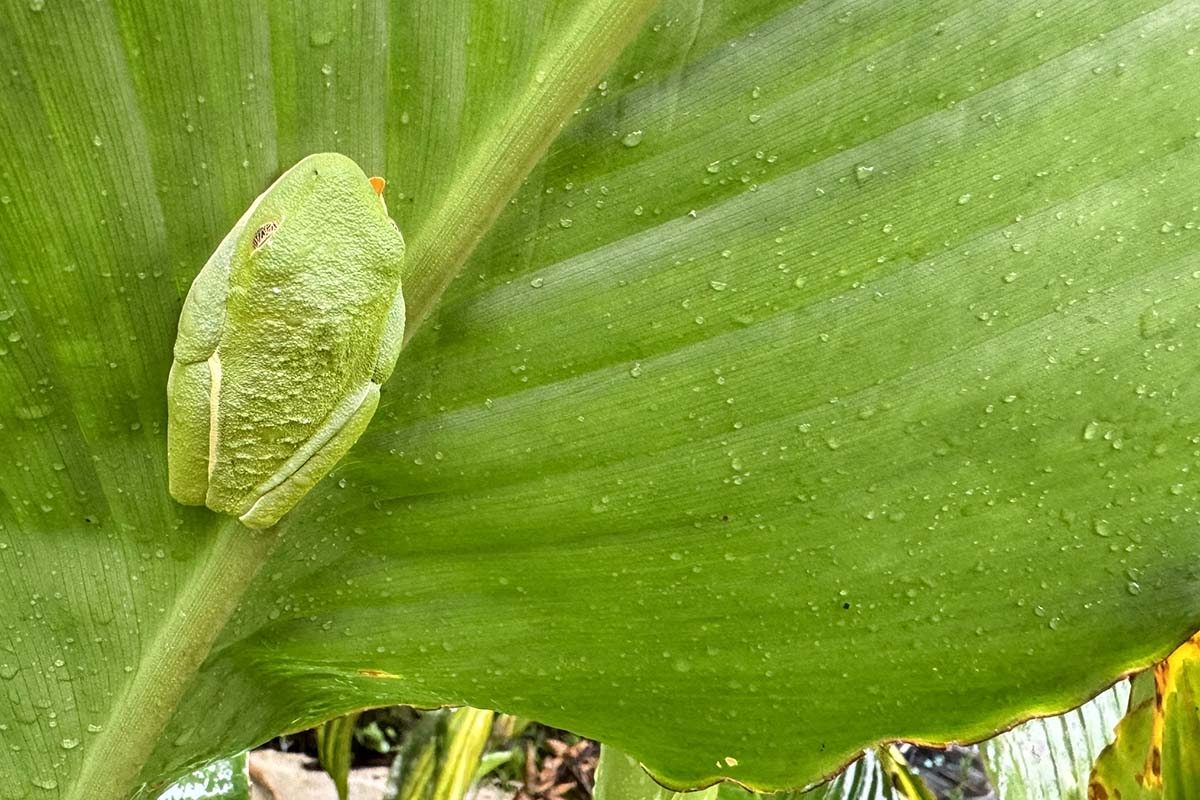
[167,153,405,529]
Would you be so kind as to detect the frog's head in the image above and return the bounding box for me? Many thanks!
[238,152,400,264]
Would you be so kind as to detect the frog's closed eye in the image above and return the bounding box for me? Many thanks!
[252,221,279,252]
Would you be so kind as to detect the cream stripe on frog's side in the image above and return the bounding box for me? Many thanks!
[205,351,222,479]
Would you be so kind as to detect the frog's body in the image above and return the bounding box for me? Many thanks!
[167,153,405,529]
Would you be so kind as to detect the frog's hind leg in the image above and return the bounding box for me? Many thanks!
[237,382,380,529]
[167,358,215,506]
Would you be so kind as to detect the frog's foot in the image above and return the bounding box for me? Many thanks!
[236,382,381,529]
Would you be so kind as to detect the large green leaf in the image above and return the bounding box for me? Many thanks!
[2,1,1199,799]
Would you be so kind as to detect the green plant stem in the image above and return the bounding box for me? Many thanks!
[69,518,283,800]
[401,0,662,339]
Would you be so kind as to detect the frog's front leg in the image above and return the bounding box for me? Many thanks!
[167,223,232,509]
[166,357,216,506]
[237,382,381,529]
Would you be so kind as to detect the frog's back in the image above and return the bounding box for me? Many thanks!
[205,154,404,517]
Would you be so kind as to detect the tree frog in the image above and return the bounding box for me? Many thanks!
[167,153,405,529]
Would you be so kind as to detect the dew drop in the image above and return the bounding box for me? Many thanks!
[309,29,334,47]
[15,404,51,421]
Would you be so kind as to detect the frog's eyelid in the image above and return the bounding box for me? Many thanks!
[251,220,280,251]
